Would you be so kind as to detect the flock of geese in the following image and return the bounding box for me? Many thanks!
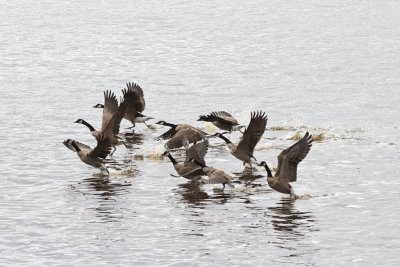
[64,82,313,198]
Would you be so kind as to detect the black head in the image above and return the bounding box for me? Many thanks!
[93,103,104,108]
[211,132,229,138]
[258,161,267,167]
[162,151,170,156]
[155,120,166,125]
[74,119,84,124]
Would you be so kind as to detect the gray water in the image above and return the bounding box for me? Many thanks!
[1,0,399,266]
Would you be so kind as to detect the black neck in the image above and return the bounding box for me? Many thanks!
[166,153,177,165]
[263,164,273,178]
[219,134,232,144]
[81,120,96,132]
[71,142,81,152]
[164,122,177,128]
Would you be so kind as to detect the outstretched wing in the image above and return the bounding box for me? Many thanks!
[236,111,268,155]
[63,139,92,153]
[89,133,112,159]
[124,82,145,112]
[100,90,119,131]
[198,111,238,126]
[278,132,313,182]
[102,90,137,137]
[185,139,209,166]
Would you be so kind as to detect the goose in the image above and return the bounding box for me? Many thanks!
[122,82,150,128]
[155,120,206,140]
[93,82,152,128]
[200,166,234,189]
[163,139,209,180]
[198,111,244,132]
[63,133,112,174]
[75,89,135,155]
[258,132,313,198]
[214,111,268,167]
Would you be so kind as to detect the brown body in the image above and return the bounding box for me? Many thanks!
[259,132,313,197]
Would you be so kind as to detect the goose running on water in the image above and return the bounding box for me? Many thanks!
[258,132,313,199]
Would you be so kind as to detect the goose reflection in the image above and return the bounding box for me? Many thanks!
[266,198,315,241]
[177,181,209,205]
[233,171,264,188]
[176,181,234,206]
[70,175,133,223]
[123,132,145,146]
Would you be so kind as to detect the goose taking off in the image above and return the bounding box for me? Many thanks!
[63,133,112,174]
[163,139,209,180]
[75,89,135,155]
[198,111,244,132]
[214,111,268,167]
[201,166,234,189]
[93,82,152,128]
[258,132,313,199]
[121,82,152,128]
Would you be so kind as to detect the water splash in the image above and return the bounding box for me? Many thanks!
[268,119,365,141]
[130,144,165,160]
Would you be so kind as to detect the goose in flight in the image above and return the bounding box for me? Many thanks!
[63,133,112,175]
[258,132,313,199]
[198,111,244,132]
[214,111,268,167]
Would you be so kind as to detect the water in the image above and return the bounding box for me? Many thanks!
[1,0,399,266]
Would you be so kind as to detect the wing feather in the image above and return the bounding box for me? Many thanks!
[100,90,118,131]
[198,111,239,126]
[236,111,268,155]
[63,139,92,153]
[124,82,145,112]
[185,139,209,166]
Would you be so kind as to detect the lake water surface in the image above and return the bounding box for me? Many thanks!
[1,1,399,266]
